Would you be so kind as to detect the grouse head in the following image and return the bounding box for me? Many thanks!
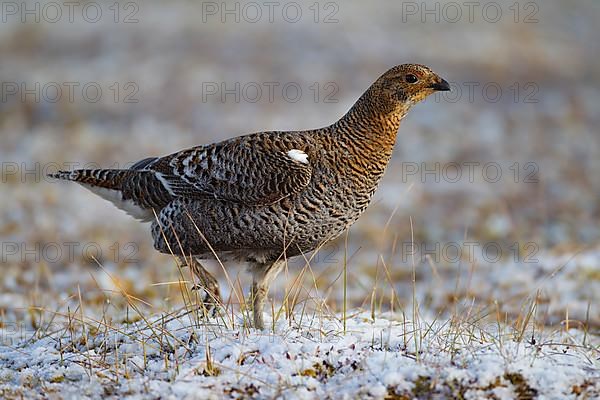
[374,63,450,109]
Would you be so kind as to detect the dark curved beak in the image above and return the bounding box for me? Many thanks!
[429,78,451,91]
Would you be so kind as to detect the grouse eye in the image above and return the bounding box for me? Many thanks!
[405,74,418,84]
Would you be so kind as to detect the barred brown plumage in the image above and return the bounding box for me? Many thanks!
[49,63,450,329]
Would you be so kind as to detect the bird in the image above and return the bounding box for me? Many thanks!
[49,64,450,330]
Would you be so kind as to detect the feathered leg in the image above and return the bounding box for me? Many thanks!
[179,256,222,317]
[250,260,285,330]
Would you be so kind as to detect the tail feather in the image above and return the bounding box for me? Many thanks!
[49,169,129,190]
[49,168,173,222]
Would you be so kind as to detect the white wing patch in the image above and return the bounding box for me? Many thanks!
[287,149,309,164]
[154,172,176,197]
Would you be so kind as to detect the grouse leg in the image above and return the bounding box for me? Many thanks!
[250,260,286,330]
[179,256,222,317]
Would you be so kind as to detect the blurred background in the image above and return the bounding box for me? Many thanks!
[1,0,599,330]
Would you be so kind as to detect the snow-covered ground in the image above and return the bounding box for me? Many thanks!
[0,310,598,399]
[0,246,598,398]
[1,0,599,398]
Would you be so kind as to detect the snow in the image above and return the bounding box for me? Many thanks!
[0,312,598,399]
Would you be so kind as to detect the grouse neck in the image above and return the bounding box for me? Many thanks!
[333,85,409,149]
